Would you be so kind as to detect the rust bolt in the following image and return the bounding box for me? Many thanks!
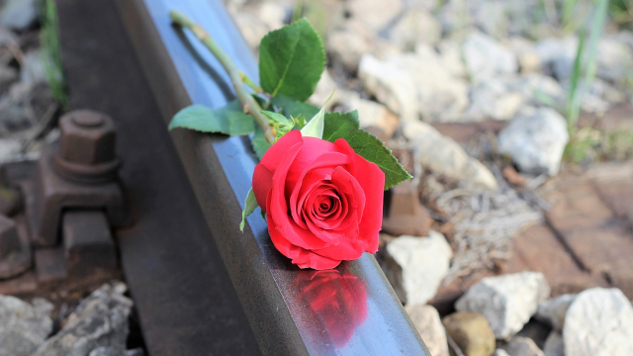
[58,110,117,165]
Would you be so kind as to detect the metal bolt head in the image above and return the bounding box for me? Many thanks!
[58,110,117,165]
[0,215,20,259]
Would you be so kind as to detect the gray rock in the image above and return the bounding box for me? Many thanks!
[497,107,569,176]
[327,22,375,72]
[0,137,23,163]
[535,36,632,87]
[462,32,518,82]
[89,347,145,356]
[595,38,633,86]
[535,294,576,331]
[89,347,120,356]
[403,120,498,190]
[0,294,53,356]
[494,349,511,356]
[510,73,565,108]
[406,46,469,122]
[359,54,418,121]
[383,232,453,305]
[0,82,56,135]
[507,37,541,74]
[563,288,633,356]
[0,65,18,92]
[543,331,564,356]
[346,95,399,138]
[359,50,469,122]
[344,0,403,33]
[534,36,577,81]
[455,272,550,339]
[502,336,545,356]
[464,78,524,121]
[33,283,133,356]
[0,0,38,31]
[21,50,49,85]
[31,298,55,319]
[405,304,449,356]
[388,9,441,50]
[443,312,496,356]
[125,349,145,356]
[231,12,272,51]
[435,40,467,78]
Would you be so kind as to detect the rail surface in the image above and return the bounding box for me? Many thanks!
[113,0,430,354]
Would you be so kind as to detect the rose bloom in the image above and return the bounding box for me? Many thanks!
[252,130,385,270]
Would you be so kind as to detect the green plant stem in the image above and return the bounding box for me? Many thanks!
[169,10,276,144]
[239,71,264,94]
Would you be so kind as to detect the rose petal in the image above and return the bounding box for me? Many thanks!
[289,153,350,226]
[334,138,384,253]
[269,141,331,250]
[268,213,342,269]
[252,164,273,212]
[260,130,303,173]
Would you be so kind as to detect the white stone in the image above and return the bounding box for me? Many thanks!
[389,9,441,50]
[359,54,418,121]
[507,37,541,74]
[563,288,633,356]
[405,304,449,356]
[534,36,577,81]
[464,78,524,121]
[348,95,399,138]
[0,138,23,163]
[436,40,467,78]
[0,0,38,31]
[403,120,498,190]
[462,32,518,82]
[543,331,564,356]
[256,1,288,30]
[232,12,271,51]
[503,336,545,356]
[344,0,403,33]
[33,283,133,356]
[359,50,469,122]
[327,21,374,72]
[498,107,569,176]
[0,295,53,356]
[510,73,565,108]
[308,70,338,107]
[383,232,453,305]
[535,294,576,330]
[494,350,511,356]
[455,272,551,339]
[406,46,469,122]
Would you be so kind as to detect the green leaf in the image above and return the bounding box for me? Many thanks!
[323,111,360,141]
[323,111,412,190]
[300,105,325,138]
[258,18,325,101]
[262,110,294,140]
[169,100,255,135]
[271,94,319,120]
[251,125,271,160]
[240,188,258,232]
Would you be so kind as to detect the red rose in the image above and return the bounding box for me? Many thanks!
[252,130,385,270]
[294,267,368,347]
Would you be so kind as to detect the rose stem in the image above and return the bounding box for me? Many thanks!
[169,10,276,144]
[239,71,264,94]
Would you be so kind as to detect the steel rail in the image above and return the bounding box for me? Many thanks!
[114,0,430,354]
